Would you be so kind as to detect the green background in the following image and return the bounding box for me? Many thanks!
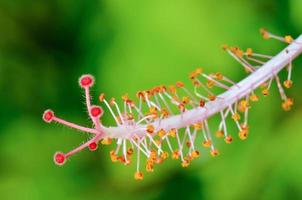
[0,0,302,199]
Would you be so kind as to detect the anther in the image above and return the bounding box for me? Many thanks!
[260,28,270,39]
[176,81,184,88]
[284,35,293,44]
[283,80,293,89]
[110,150,118,162]
[134,171,144,180]
[202,140,212,148]
[224,136,233,144]
[99,93,105,102]
[282,98,294,111]
[146,125,155,134]
[210,149,219,157]
[101,138,112,145]
[215,130,224,138]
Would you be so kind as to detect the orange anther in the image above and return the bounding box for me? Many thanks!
[246,48,253,56]
[215,130,224,138]
[134,171,144,180]
[210,149,219,157]
[225,136,233,144]
[284,35,293,44]
[99,93,105,102]
[168,128,176,137]
[202,140,212,148]
[283,80,293,89]
[146,125,154,134]
[176,81,184,88]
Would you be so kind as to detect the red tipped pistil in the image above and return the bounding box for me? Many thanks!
[79,74,94,88]
[43,109,54,123]
[89,142,98,151]
[54,152,66,165]
[90,106,103,118]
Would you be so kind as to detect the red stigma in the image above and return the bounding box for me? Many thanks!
[79,74,94,88]
[54,152,66,165]
[90,106,103,118]
[89,142,98,151]
[43,109,54,123]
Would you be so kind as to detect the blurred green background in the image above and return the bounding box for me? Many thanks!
[1,0,302,200]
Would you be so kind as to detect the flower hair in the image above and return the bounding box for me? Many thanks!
[43,29,302,180]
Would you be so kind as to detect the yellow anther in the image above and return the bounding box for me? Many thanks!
[126,113,134,121]
[189,68,203,79]
[155,139,161,146]
[159,85,167,93]
[99,93,105,102]
[195,68,203,74]
[136,91,144,98]
[235,48,244,58]
[121,93,129,102]
[149,106,158,114]
[176,81,184,88]
[222,44,229,51]
[215,72,223,80]
[232,112,240,121]
[206,80,215,88]
[110,150,118,162]
[193,80,201,87]
[215,130,224,138]
[161,108,169,118]
[210,149,219,157]
[250,94,259,102]
[109,97,115,106]
[208,95,216,101]
[160,151,169,160]
[260,28,270,39]
[178,103,186,112]
[157,129,166,138]
[246,48,253,56]
[149,149,157,161]
[202,140,212,148]
[127,148,134,156]
[283,80,293,89]
[262,89,269,96]
[101,138,112,145]
[225,136,233,144]
[239,130,248,140]
[134,171,144,180]
[282,98,294,111]
[193,122,203,130]
[172,150,180,160]
[182,96,190,104]
[169,85,176,94]
[186,141,191,148]
[146,124,155,134]
[168,128,176,137]
[230,46,244,58]
[181,158,190,168]
[146,162,154,172]
[238,100,249,113]
[191,150,200,159]
[155,157,163,164]
[238,125,249,140]
[284,35,293,44]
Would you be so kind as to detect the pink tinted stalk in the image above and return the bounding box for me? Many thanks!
[53,116,98,134]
